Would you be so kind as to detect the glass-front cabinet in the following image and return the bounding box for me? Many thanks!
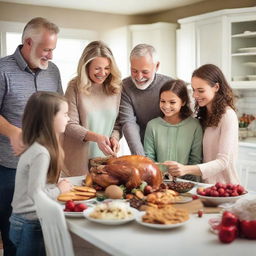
[177,6,256,89]
[231,19,256,89]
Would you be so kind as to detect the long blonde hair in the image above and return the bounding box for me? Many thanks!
[22,91,67,183]
[70,41,121,95]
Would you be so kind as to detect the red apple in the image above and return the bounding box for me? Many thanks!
[74,203,88,212]
[65,200,75,211]
[221,211,239,227]
[218,225,238,243]
[240,220,256,239]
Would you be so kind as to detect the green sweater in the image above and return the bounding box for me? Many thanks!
[144,116,203,165]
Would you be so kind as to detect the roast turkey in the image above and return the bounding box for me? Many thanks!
[90,155,163,190]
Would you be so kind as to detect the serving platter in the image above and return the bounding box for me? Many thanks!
[83,206,139,225]
[175,196,193,204]
[135,211,190,229]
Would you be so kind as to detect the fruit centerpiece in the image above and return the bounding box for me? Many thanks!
[196,182,247,206]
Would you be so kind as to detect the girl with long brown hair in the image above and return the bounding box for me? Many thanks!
[9,91,73,255]
[168,64,240,184]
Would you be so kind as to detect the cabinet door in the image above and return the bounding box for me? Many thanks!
[176,22,196,82]
[237,146,256,191]
[195,17,224,68]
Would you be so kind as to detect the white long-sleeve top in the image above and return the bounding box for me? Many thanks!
[198,107,240,184]
[12,142,60,219]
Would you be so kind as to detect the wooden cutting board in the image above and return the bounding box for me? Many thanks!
[173,198,221,214]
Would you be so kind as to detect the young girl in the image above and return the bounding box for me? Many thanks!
[144,79,203,181]
[9,92,73,256]
[168,64,240,184]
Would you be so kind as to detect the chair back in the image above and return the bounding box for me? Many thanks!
[34,190,74,256]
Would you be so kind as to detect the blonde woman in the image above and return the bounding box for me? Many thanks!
[63,41,122,176]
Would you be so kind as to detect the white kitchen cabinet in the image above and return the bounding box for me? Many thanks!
[129,22,177,77]
[177,7,256,89]
[237,143,256,191]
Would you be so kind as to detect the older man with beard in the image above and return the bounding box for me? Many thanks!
[111,44,172,155]
[0,17,62,256]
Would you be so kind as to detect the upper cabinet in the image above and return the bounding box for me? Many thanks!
[177,7,256,89]
[129,22,177,78]
[231,18,256,89]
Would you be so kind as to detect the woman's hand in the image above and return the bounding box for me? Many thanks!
[110,137,120,154]
[84,131,116,156]
[164,161,186,177]
[57,179,73,193]
[96,134,117,157]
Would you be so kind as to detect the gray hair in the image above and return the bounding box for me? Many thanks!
[130,44,159,64]
[22,17,59,44]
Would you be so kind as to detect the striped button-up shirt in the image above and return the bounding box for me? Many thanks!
[0,45,63,168]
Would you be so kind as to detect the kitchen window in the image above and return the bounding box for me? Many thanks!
[0,21,97,92]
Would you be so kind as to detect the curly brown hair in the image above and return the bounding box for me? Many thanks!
[192,64,235,128]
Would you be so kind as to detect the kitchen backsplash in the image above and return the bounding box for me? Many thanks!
[235,90,256,117]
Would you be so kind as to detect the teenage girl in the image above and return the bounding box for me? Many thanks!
[168,64,240,184]
[9,91,73,256]
[144,79,203,181]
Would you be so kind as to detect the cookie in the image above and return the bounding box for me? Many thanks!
[73,186,96,193]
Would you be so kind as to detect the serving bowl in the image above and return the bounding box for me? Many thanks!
[166,181,195,193]
[197,193,247,206]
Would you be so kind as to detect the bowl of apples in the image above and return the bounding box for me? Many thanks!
[196,182,247,206]
[63,200,88,217]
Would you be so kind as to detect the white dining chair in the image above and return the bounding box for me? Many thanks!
[34,190,75,256]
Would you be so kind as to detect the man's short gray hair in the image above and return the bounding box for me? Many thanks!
[22,17,59,44]
[130,44,159,64]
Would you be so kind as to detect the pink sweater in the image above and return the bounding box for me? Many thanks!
[198,107,240,184]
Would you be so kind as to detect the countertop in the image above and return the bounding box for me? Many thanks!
[65,176,256,256]
[239,137,256,148]
[67,213,255,256]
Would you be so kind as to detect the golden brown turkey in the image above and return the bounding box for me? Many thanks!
[90,155,162,190]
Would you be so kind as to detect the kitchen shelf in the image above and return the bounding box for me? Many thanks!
[232,52,256,56]
[231,81,256,89]
[232,31,256,38]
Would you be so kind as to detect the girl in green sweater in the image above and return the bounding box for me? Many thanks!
[144,79,203,181]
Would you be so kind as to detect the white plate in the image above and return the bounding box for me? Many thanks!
[64,211,85,218]
[135,212,190,229]
[197,193,247,206]
[83,206,138,225]
[238,47,256,53]
[61,205,88,218]
[175,196,193,204]
[57,197,97,205]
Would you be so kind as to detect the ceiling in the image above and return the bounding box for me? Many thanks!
[3,0,206,15]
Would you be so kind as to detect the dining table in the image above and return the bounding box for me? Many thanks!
[64,176,256,256]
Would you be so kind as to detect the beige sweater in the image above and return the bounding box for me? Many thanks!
[198,107,240,184]
[63,82,121,176]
